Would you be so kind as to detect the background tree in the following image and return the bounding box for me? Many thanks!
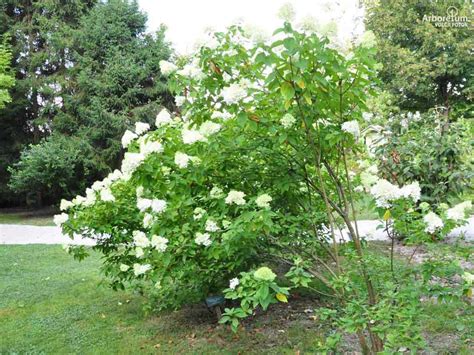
[364,0,473,204]
[0,39,14,108]
[8,0,172,206]
[365,0,473,115]
[0,37,15,205]
[0,0,96,206]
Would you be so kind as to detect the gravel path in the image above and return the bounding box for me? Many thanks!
[0,217,473,245]
[0,224,95,245]
[340,217,474,243]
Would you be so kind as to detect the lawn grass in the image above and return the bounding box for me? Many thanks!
[0,245,472,353]
[0,210,54,226]
[0,245,324,354]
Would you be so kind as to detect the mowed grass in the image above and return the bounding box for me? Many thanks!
[0,245,326,354]
[0,210,54,226]
[1,245,473,353]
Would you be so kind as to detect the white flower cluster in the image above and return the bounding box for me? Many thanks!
[182,127,206,144]
[370,179,404,208]
[121,152,145,181]
[151,199,167,214]
[177,59,205,80]
[220,79,257,105]
[100,188,115,202]
[370,179,421,208]
[137,198,167,214]
[133,230,150,248]
[78,188,96,206]
[174,151,200,168]
[447,201,472,221]
[280,113,296,128]
[199,121,221,137]
[121,130,137,148]
[159,60,178,76]
[341,120,360,138]
[175,95,186,107]
[139,138,163,156]
[60,199,74,211]
[135,247,144,258]
[229,277,239,289]
[133,263,151,276]
[195,232,212,246]
[151,235,169,252]
[92,170,122,192]
[362,112,373,121]
[354,160,379,192]
[155,109,173,127]
[135,122,150,135]
[54,213,69,227]
[399,182,421,202]
[221,83,247,104]
[205,219,220,232]
[225,190,246,205]
[193,207,206,220]
[211,110,232,121]
[256,194,272,208]
[121,121,151,148]
[133,230,168,253]
[143,213,155,228]
[423,211,444,234]
[360,170,379,191]
[59,169,123,214]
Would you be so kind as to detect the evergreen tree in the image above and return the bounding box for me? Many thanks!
[0,0,96,206]
[0,40,14,108]
[8,0,172,205]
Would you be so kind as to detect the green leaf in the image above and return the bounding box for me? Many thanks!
[281,82,295,100]
[283,37,298,51]
[278,133,288,144]
[296,78,305,89]
[256,284,269,301]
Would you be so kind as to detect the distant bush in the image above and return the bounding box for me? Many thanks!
[372,110,472,205]
[8,135,97,206]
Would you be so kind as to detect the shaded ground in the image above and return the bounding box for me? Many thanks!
[1,245,473,353]
[0,208,55,226]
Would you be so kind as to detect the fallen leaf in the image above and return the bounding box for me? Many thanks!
[276,293,288,303]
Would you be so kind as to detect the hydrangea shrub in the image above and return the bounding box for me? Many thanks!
[55,22,473,352]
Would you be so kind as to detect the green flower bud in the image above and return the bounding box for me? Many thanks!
[254,266,276,281]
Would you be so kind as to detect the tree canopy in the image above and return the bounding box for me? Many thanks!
[4,0,172,205]
[0,0,96,206]
[0,40,14,108]
[365,0,473,114]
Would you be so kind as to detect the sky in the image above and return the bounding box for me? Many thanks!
[137,0,364,54]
